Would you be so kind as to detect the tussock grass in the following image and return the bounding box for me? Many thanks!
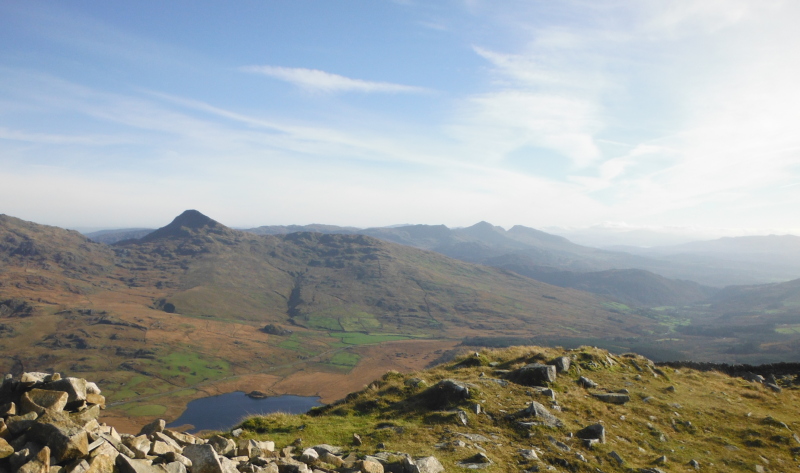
[231,345,800,472]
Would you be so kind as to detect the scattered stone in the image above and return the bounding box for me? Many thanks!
[592,393,630,405]
[688,459,700,469]
[404,456,444,473]
[766,383,782,393]
[609,451,624,465]
[299,447,319,464]
[577,376,597,388]
[576,423,605,444]
[519,448,538,461]
[519,401,563,428]
[548,436,570,452]
[549,357,571,373]
[457,452,492,468]
[509,363,557,386]
[455,409,468,426]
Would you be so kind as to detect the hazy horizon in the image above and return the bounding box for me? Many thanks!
[3,1,799,235]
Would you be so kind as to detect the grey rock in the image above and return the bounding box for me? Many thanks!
[577,376,597,388]
[163,430,198,447]
[609,451,624,465]
[427,380,471,407]
[510,363,556,386]
[183,444,235,473]
[521,401,562,427]
[766,383,782,393]
[85,382,101,395]
[41,378,87,405]
[548,436,570,452]
[299,447,319,464]
[549,357,570,373]
[237,439,264,459]
[115,456,161,473]
[592,393,630,405]
[163,452,192,468]
[576,424,605,443]
[404,456,444,473]
[207,435,236,457]
[121,435,151,460]
[518,449,538,460]
[319,451,344,467]
[360,458,384,473]
[20,389,68,416]
[27,415,89,463]
[310,444,343,455]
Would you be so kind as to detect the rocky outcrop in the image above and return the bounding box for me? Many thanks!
[0,372,447,473]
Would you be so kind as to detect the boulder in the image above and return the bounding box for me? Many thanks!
[207,435,236,457]
[41,378,87,406]
[360,458,384,473]
[299,447,319,464]
[403,456,444,473]
[138,419,166,438]
[27,415,89,463]
[236,439,262,459]
[549,357,571,373]
[424,380,471,408]
[576,423,605,444]
[183,444,235,473]
[20,389,68,415]
[520,401,563,427]
[577,376,598,388]
[18,445,50,473]
[509,363,556,386]
[122,435,152,459]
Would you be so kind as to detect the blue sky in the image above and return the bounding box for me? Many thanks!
[2,0,799,238]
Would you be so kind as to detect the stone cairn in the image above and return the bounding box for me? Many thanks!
[0,372,445,473]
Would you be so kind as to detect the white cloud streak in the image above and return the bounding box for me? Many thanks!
[241,65,429,94]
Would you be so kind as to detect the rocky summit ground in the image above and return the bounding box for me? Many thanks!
[3,345,800,472]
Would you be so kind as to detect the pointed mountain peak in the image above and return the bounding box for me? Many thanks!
[137,210,226,243]
[169,210,217,230]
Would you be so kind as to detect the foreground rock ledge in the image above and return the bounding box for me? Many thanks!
[0,372,446,473]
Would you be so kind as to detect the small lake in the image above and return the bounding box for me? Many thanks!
[166,392,322,433]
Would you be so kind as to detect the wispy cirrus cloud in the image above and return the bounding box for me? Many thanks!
[241,65,429,94]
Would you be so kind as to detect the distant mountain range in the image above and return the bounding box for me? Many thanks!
[86,221,800,304]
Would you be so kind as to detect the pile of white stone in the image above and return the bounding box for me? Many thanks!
[0,372,444,473]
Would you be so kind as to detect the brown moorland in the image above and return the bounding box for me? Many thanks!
[0,211,665,429]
